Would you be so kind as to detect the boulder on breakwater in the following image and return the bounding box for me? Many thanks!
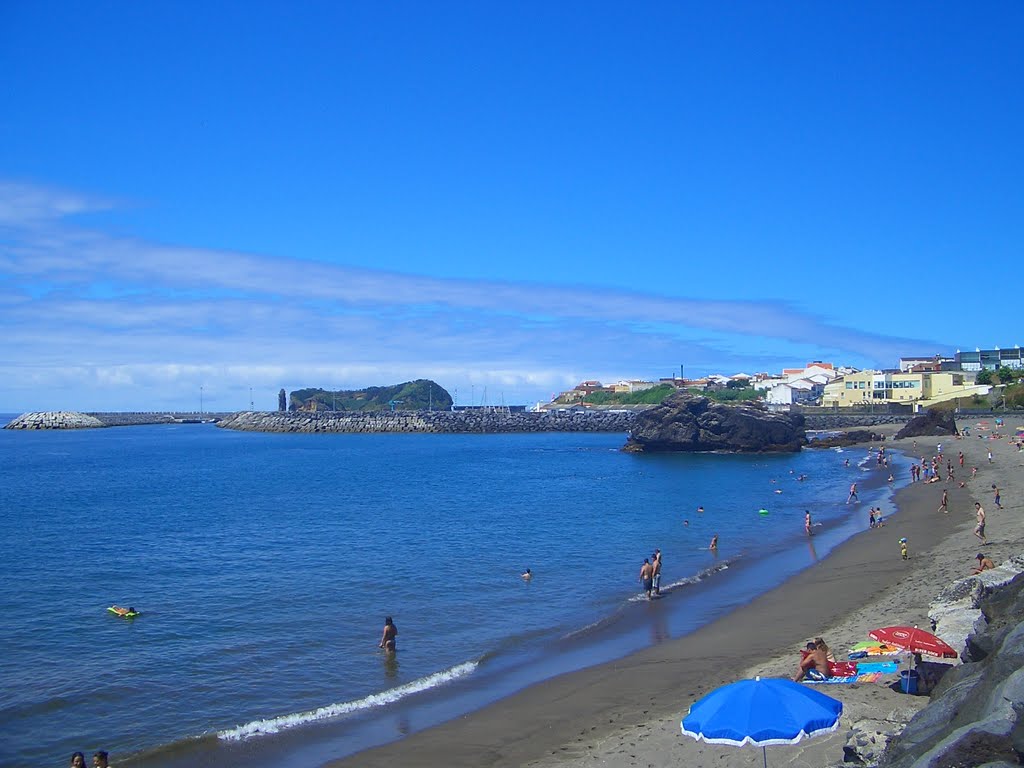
[894,409,959,440]
[622,392,806,453]
[4,411,105,430]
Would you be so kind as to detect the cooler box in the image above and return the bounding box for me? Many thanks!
[900,669,919,694]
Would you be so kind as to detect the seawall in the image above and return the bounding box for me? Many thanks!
[4,409,919,433]
[216,410,637,433]
[3,412,232,429]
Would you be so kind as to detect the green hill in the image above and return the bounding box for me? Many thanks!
[290,379,453,412]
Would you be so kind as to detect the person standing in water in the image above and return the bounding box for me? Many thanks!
[379,616,398,653]
[709,533,719,551]
[639,558,654,600]
[847,482,859,504]
[651,549,662,595]
[805,510,813,536]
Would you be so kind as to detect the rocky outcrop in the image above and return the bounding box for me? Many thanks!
[806,429,885,448]
[4,411,105,429]
[894,410,959,440]
[876,568,1024,768]
[622,393,806,453]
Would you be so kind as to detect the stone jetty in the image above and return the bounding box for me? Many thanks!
[216,409,637,434]
[4,411,105,429]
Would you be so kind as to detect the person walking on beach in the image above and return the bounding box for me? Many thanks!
[993,484,1002,509]
[974,503,987,545]
[379,616,398,653]
[651,549,662,595]
[639,558,654,600]
[847,482,859,504]
[959,451,964,468]
[938,489,948,514]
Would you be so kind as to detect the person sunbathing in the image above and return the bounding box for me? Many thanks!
[972,554,995,574]
[793,641,830,682]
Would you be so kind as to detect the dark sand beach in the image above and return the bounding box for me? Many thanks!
[329,417,1024,768]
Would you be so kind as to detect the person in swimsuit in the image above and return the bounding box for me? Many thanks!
[639,558,654,600]
[847,483,858,504]
[651,549,662,595]
[972,553,995,574]
[379,616,398,653]
[709,533,718,551]
[805,510,812,536]
[974,503,987,544]
[793,641,830,682]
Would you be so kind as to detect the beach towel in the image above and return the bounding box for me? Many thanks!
[804,671,884,685]
[854,661,898,674]
[828,661,858,677]
[849,649,901,660]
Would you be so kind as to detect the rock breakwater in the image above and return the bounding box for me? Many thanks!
[877,564,1024,768]
[217,409,637,434]
[4,411,105,430]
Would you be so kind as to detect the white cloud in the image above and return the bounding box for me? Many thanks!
[0,180,947,411]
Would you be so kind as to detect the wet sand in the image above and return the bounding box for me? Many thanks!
[328,415,1024,768]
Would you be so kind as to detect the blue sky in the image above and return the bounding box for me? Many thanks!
[1,2,1020,411]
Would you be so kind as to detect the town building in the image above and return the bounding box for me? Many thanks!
[613,380,659,394]
[754,362,840,408]
[821,370,991,410]
[954,347,1023,371]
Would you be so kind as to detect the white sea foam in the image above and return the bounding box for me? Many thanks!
[217,661,478,741]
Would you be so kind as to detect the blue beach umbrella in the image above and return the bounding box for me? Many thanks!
[681,676,843,767]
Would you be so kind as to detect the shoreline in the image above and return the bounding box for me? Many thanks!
[327,417,1023,768]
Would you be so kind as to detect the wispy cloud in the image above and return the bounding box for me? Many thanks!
[0,181,944,410]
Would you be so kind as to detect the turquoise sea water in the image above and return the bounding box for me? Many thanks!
[0,420,907,767]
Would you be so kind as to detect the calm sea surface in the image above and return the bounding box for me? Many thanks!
[0,419,907,767]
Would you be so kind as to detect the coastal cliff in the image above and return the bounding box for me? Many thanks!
[622,392,806,452]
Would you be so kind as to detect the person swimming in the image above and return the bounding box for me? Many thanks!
[521,568,532,580]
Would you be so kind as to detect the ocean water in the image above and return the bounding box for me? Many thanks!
[0,420,907,767]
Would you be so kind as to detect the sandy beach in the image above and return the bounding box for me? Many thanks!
[329,414,1024,768]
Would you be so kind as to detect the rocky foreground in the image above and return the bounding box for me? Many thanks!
[878,564,1024,768]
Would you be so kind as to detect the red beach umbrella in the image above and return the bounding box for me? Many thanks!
[868,626,957,659]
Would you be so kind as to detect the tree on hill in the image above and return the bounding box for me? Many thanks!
[976,369,994,385]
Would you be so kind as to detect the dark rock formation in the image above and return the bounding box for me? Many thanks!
[878,572,1024,768]
[894,410,959,440]
[806,429,884,449]
[622,393,805,453]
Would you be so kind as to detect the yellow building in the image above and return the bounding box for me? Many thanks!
[822,370,989,409]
